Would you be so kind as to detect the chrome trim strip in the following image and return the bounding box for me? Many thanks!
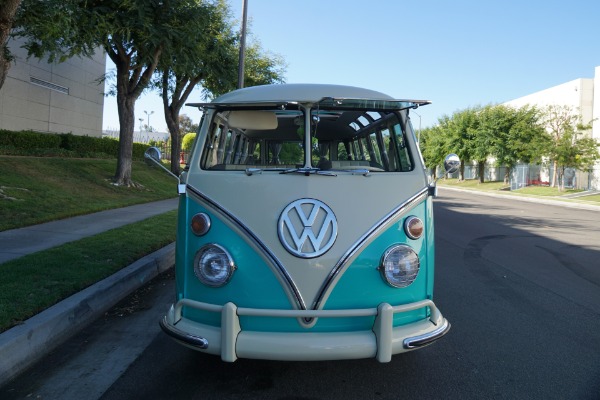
[159,316,209,349]
[403,319,451,349]
[185,184,307,311]
[312,187,430,310]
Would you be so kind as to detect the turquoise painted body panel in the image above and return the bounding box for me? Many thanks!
[177,192,432,333]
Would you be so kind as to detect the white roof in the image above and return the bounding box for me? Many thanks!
[212,83,396,104]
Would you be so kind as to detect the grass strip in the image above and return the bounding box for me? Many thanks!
[0,157,177,231]
[0,210,177,333]
[438,179,600,203]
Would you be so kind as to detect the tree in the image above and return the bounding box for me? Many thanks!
[179,114,198,135]
[16,0,215,186]
[157,0,236,175]
[541,105,581,188]
[444,107,481,181]
[469,105,496,184]
[419,124,450,178]
[490,105,548,183]
[479,104,548,184]
[157,1,286,174]
[550,122,598,191]
[0,0,22,90]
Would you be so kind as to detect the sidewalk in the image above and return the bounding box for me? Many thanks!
[0,198,179,386]
[0,198,179,264]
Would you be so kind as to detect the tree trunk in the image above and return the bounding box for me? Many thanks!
[161,72,202,176]
[459,163,465,181]
[478,161,485,183]
[0,50,10,90]
[0,0,22,90]
[165,106,181,175]
[551,160,558,187]
[106,40,161,186]
[558,166,565,192]
[504,166,511,185]
[114,84,136,186]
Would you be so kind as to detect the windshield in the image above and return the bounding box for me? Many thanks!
[200,104,415,173]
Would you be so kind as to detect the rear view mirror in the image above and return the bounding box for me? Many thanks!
[144,147,185,194]
[228,110,278,130]
[428,153,461,197]
[443,153,460,174]
[145,146,162,165]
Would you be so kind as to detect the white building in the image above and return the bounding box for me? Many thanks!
[0,37,105,136]
[503,66,600,190]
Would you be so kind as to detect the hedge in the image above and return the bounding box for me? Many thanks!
[0,130,148,159]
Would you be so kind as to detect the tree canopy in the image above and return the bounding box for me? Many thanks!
[0,0,22,90]
[154,0,286,174]
[14,0,286,184]
[420,103,599,187]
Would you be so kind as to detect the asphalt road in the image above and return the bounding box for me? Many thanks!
[3,189,600,400]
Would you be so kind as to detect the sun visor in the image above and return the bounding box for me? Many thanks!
[227,111,278,130]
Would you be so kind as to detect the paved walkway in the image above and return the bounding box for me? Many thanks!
[0,198,178,264]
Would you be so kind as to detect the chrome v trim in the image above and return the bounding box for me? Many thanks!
[312,187,430,310]
[186,184,307,311]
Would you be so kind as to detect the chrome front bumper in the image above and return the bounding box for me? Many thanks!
[159,299,450,363]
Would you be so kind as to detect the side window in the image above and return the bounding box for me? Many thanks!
[202,122,260,169]
[367,132,383,167]
[392,123,413,171]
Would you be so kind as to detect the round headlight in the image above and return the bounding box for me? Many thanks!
[193,244,236,287]
[379,244,420,288]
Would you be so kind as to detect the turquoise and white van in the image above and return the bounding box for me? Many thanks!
[157,84,457,362]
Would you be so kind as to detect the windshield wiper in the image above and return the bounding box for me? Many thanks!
[245,168,263,176]
[280,167,337,176]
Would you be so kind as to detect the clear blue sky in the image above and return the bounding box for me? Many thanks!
[102,0,600,132]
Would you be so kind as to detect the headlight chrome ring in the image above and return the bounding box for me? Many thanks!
[193,244,236,287]
[379,244,420,288]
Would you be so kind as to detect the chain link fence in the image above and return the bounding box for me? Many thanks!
[456,163,599,191]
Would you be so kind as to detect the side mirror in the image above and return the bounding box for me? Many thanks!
[144,147,186,194]
[428,153,461,197]
[443,153,460,175]
[144,146,162,165]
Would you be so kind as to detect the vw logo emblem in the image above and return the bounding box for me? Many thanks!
[278,199,338,258]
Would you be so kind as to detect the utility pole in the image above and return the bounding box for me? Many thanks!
[237,0,248,89]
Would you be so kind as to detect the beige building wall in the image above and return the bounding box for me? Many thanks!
[0,37,105,137]
[504,77,595,128]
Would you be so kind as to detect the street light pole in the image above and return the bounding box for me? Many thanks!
[237,0,248,89]
[138,118,144,140]
[144,110,154,129]
[143,111,154,143]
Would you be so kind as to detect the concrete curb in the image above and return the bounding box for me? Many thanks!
[0,243,175,387]
[438,186,600,211]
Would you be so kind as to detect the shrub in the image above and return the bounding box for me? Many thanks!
[182,132,196,152]
[0,130,148,159]
[0,130,61,150]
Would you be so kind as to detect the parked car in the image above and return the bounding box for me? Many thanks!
[149,83,458,362]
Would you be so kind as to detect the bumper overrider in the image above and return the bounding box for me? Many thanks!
[159,299,450,363]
